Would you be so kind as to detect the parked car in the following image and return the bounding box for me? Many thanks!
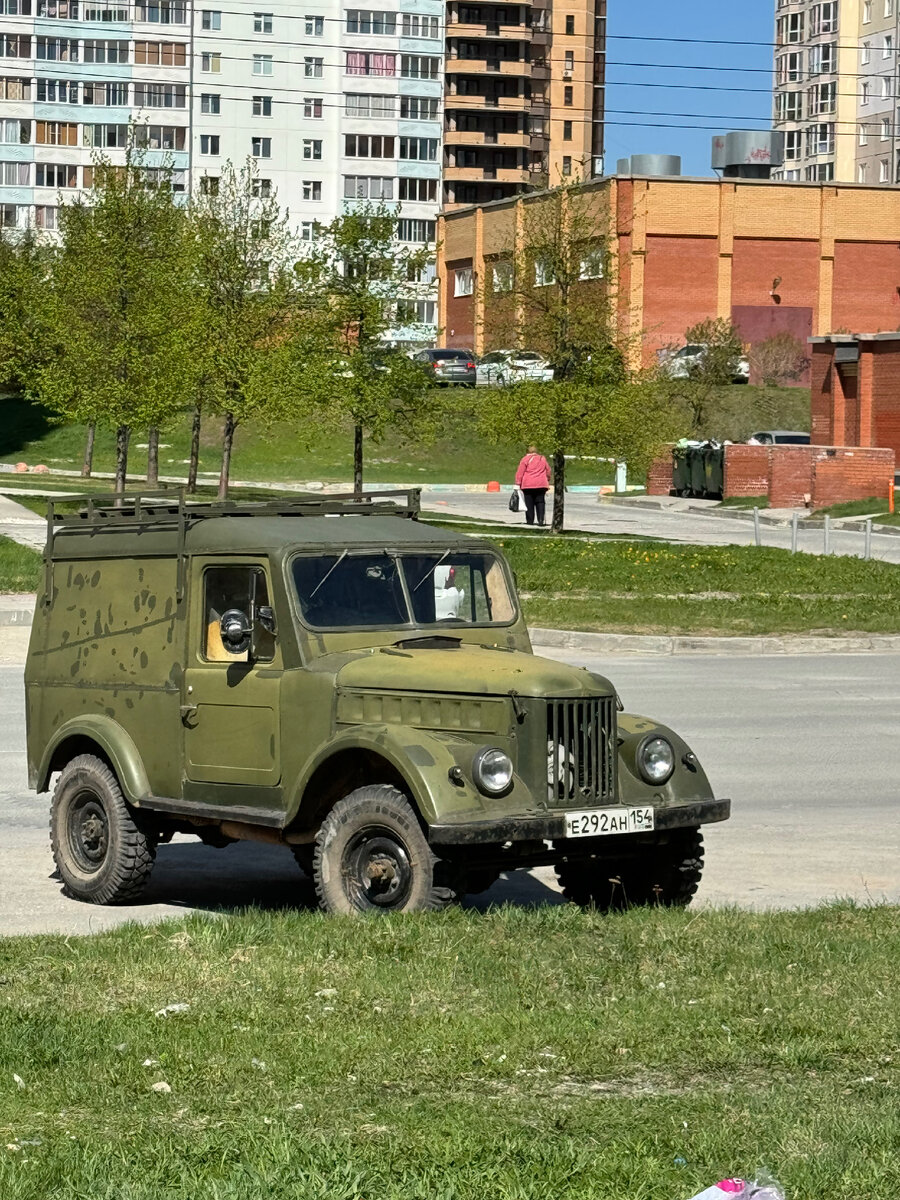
[662,343,750,384]
[476,349,555,386]
[747,430,811,445]
[413,348,477,387]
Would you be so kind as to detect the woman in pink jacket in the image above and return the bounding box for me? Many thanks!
[515,445,551,526]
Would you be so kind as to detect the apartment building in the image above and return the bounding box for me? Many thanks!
[443,0,605,206]
[855,0,900,184]
[0,1,443,341]
[772,0,860,182]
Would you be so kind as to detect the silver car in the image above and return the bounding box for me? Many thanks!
[414,348,477,387]
[476,349,555,386]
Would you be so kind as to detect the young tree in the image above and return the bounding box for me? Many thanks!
[190,162,302,500]
[293,202,438,495]
[476,180,679,530]
[664,317,746,435]
[0,232,49,398]
[748,331,808,388]
[36,147,198,492]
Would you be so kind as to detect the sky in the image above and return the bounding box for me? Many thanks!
[605,0,775,177]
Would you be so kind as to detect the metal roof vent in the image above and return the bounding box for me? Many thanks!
[712,131,785,179]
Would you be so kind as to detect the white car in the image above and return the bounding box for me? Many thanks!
[476,350,554,386]
[662,343,750,384]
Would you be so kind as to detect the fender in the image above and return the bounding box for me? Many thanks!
[35,715,151,803]
[284,724,495,828]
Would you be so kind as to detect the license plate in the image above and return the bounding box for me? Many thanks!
[564,807,655,838]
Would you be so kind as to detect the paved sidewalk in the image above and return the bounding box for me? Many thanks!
[0,493,46,551]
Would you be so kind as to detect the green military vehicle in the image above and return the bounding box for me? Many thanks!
[25,490,729,914]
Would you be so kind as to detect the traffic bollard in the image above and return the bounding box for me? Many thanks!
[865,518,872,561]
[753,507,761,547]
[791,511,798,554]
[824,514,831,556]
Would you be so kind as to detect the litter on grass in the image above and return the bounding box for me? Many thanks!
[686,1179,784,1200]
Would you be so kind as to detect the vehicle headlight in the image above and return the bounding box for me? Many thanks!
[636,736,675,785]
[472,747,514,796]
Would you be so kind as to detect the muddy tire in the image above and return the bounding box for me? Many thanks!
[313,785,453,915]
[555,827,704,912]
[50,754,156,904]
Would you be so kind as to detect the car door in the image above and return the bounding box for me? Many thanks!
[182,559,283,801]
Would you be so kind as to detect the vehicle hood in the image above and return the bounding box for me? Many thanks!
[332,645,613,699]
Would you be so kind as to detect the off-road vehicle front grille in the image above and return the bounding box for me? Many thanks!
[546,697,616,807]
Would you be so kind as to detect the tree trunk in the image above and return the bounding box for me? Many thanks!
[81,423,95,478]
[187,402,202,494]
[353,422,363,497]
[114,424,130,503]
[147,427,159,487]
[218,412,235,502]
[551,449,566,533]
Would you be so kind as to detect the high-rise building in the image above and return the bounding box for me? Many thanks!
[771,0,860,183]
[0,1,443,342]
[442,0,605,207]
[855,0,900,184]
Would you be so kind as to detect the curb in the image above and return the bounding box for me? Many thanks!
[530,626,900,657]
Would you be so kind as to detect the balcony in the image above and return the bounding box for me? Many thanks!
[445,92,529,110]
[444,129,530,148]
[446,20,532,39]
[444,166,531,184]
[446,56,530,76]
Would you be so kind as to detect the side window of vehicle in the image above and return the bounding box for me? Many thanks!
[202,566,275,663]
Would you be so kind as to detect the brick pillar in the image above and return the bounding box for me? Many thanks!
[857,345,874,447]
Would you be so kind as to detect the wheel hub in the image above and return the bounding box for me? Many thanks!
[343,831,413,910]
[68,795,109,872]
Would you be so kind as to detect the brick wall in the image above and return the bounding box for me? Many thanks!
[809,344,834,447]
[769,447,814,508]
[868,342,900,460]
[811,447,895,508]
[642,235,719,352]
[647,453,673,496]
[723,445,769,497]
[444,258,476,349]
[832,242,900,332]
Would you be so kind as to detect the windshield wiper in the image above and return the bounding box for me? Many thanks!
[412,549,450,592]
[394,634,462,649]
[309,549,348,599]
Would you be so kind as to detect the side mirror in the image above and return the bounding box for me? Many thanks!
[257,605,277,635]
[220,608,252,655]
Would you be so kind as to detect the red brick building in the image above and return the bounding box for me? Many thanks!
[810,334,900,462]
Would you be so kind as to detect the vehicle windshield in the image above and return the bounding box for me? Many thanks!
[428,350,472,361]
[292,551,516,629]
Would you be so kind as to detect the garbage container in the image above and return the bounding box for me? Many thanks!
[672,447,690,496]
[703,445,724,499]
[689,446,707,498]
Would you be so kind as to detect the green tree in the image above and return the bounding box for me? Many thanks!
[664,317,746,435]
[190,162,302,500]
[293,202,438,495]
[0,232,48,398]
[35,147,198,492]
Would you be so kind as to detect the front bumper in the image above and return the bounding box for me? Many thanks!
[428,798,730,846]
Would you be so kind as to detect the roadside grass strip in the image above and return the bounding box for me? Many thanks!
[0,905,897,1199]
[0,536,41,593]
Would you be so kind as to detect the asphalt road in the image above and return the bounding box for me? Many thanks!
[2,651,897,936]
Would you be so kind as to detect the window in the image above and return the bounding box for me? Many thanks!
[199,175,218,196]
[346,9,396,34]
[83,1,130,18]
[201,8,220,28]
[252,177,271,197]
[253,10,272,32]
[859,123,869,146]
[809,81,836,115]
[345,51,396,75]
[343,174,393,199]
[775,90,803,122]
[37,37,79,62]
[304,13,323,34]
[864,0,873,18]
[566,13,575,33]
[0,118,29,144]
[562,119,572,140]
[303,97,322,118]
[784,129,802,159]
[396,300,436,326]
[858,162,869,184]
[862,80,871,105]
[0,160,29,186]
[346,93,395,117]
[35,161,77,187]
[862,41,872,65]
[300,221,317,242]
[133,124,186,149]
[400,95,438,120]
[37,0,79,15]
[200,92,220,114]
[805,122,834,156]
[883,117,892,139]
[200,133,219,154]
[304,57,323,77]
[563,85,572,106]
[777,11,804,42]
[579,247,604,280]
[143,166,186,191]
[0,0,30,11]
[0,78,30,101]
[83,123,120,148]
[36,120,77,145]
[35,205,57,230]
[302,179,321,200]
[398,177,437,202]
[252,53,272,75]
[564,50,574,72]
[302,138,322,159]
[344,133,394,157]
[83,81,129,105]
[1,35,31,58]
[135,41,186,65]
[0,203,26,229]
[399,136,437,161]
[401,55,439,79]
[83,39,127,63]
[562,155,572,175]
[491,261,513,293]
[252,94,272,116]
[534,258,555,287]
[884,34,893,58]
[202,568,274,664]
[880,158,890,182]
[401,14,439,37]
[397,218,435,243]
[135,1,187,23]
[887,0,894,15]
[777,51,802,84]
[454,267,473,297]
[134,82,186,108]
[882,76,892,100]
[808,42,836,75]
[251,135,271,157]
[202,51,222,72]
[37,79,78,103]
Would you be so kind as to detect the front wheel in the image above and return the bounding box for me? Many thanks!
[313,785,453,915]
[50,753,156,904]
[555,827,704,912]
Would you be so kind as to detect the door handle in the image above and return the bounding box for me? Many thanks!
[180,704,199,728]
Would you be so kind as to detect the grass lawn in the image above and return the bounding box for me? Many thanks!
[0,535,41,592]
[0,905,896,1199]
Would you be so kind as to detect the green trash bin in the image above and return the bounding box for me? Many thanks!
[672,447,690,496]
[703,445,724,499]
[689,446,707,498]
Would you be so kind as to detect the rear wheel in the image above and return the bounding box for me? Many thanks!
[50,753,156,905]
[555,828,704,912]
[313,785,454,915]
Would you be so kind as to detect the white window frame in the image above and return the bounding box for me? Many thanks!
[454,267,473,297]
[252,53,273,76]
